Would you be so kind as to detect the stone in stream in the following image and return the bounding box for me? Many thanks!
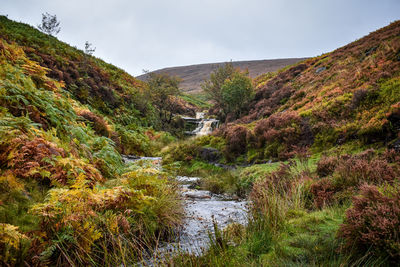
[184,192,212,199]
[199,147,222,163]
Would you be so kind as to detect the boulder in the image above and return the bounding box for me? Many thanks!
[199,147,222,163]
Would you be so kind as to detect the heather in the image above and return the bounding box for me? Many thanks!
[0,16,185,265]
[162,20,400,266]
[1,13,400,267]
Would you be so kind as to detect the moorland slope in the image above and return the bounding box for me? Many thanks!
[137,58,306,93]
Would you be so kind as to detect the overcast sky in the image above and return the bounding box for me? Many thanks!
[2,0,399,76]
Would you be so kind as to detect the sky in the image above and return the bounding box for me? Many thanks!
[2,0,400,76]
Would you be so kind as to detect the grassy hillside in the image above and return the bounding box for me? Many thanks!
[0,16,183,266]
[2,13,400,266]
[162,20,400,266]
[216,20,400,162]
[137,58,307,93]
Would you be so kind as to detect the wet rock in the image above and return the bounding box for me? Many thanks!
[214,163,236,170]
[389,139,400,152]
[123,154,140,160]
[185,193,211,200]
[199,147,221,163]
[176,176,200,184]
[315,66,326,73]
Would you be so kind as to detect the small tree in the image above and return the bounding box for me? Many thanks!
[221,71,254,118]
[201,62,235,110]
[38,12,61,36]
[147,72,181,127]
[84,41,96,55]
[202,63,254,121]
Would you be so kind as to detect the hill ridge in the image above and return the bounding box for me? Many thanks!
[137,57,307,93]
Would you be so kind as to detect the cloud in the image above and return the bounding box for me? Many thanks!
[2,0,399,76]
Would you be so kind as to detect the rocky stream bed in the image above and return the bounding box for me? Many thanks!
[123,156,248,264]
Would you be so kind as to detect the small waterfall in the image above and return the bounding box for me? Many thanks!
[193,119,219,136]
[196,112,205,119]
[182,112,219,136]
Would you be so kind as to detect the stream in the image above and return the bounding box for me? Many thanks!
[123,156,248,263]
[167,176,247,254]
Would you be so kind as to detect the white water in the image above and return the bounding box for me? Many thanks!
[190,112,219,136]
[192,119,218,136]
[174,176,247,254]
[195,112,205,119]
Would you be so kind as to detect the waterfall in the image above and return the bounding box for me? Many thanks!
[182,112,219,136]
[192,119,218,136]
[191,112,219,136]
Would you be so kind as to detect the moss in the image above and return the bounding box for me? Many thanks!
[196,135,227,151]
[264,141,284,159]
[378,76,400,105]
[298,108,312,117]
[246,148,263,163]
[312,127,339,152]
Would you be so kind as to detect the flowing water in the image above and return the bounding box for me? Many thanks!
[123,156,248,263]
[165,176,247,254]
[183,112,219,136]
[192,112,219,136]
[192,119,219,136]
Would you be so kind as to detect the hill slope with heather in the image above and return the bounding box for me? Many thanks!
[161,20,400,266]
[215,20,400,162]
[137,58,307,93]
[0,16,183,266]
[2,13,400,267]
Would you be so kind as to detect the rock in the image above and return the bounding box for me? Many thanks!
[185,193,211,199]
[388,108,400,132]
[315,66,326,74]
[365,46,377,56]
[389,139,400,152]
[199,147,222,163]
[214,163,236,170]
[122,155,140,163]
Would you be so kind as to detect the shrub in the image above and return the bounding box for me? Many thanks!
[0,223,30,266]
[333,155,396,189]
[310,178,336,209]
[115,124,151,155]
[254,112,301,147]
[316,155,337,177]
[79,110,110,137]
[224,125,249,160]
[350,88,368,109]
[1,135,104,186]
[338,184,400,260]
[31,169,182,265]
[161,140,200,165]
[252,111,308,160]
[311,149,400,209]
[384,148,400,163]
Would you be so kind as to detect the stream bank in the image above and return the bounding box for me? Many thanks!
[123,156,247,263]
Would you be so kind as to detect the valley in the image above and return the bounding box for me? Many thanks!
[1,14,400,267]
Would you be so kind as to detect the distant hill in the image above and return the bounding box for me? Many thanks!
[137,58,307,93]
